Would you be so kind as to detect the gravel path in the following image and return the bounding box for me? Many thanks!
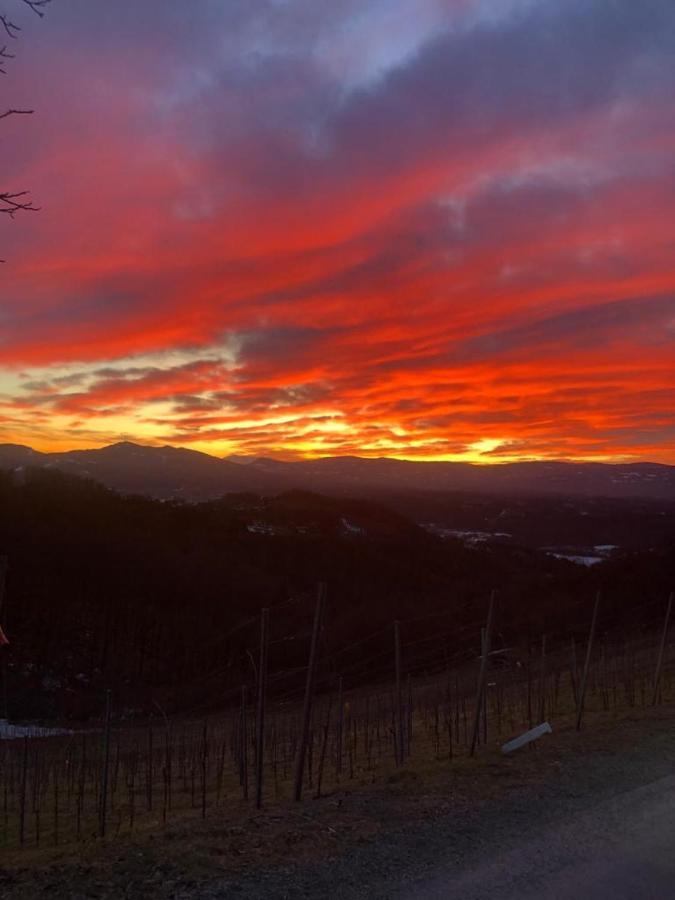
[202,713,675,899]
[4,711,675,899]
[400,773,675,899]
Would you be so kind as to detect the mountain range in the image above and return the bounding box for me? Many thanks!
[1,441,675,501]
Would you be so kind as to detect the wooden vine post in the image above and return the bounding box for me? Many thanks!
[652,592,673,706]
[538,634,547,723]
[99,689,112,838]
[470,591,496,757]
[240,685,249,800]
[255,607,269,809]
[0,556,8,720]
[293,583,326,801]
[336,675,344,778]
[394,620,404,765]
[576,591,600,731]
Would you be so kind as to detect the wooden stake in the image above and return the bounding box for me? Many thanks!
[470,591,496,757]
[570,636,578,709]
[201,719,208,819]
[652,592,673,706]
[293,583,326,801]
[255,607,269,809]
[19,736,28,846]
[240,685,248,800]
[406,673,413,750]
[336,675,344,779]
[394,620,404,765]
[53,767,59,847]
[0,557,8,720]
[99,689,112,838]
[538,634,547,723]
[576,591,600,731]
[146,717,153,812]
[526,641,533,729]
[481,627,487,745]
[77,732,86,841]
[315,691,333,799]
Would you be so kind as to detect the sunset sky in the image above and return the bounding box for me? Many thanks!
[1,0,674,463]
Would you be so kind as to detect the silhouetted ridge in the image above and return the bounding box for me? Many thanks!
[1,442,674,500]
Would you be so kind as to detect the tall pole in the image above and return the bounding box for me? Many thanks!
[481,627,487,744]
[293,583,326,801]
[652,592,673,706]
[576,591,600,731]
[538,634,547,723]
[240,685,248,800]
[336,675,344,778]
[99,689,112,838]
[0,556,7,620]
[255,607,269,809]
[201,718,208,819]
[0,556,8,720]
[394,620,404,765]
[470,591,495,757]
[570,636,578,709]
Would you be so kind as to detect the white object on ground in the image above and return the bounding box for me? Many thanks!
[501,722,552,754]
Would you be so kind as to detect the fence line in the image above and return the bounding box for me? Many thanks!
[0,585,673,852]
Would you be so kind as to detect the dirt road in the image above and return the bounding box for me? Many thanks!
[204,711,675,900]
[4,710,675,898]
[400,773,675,899]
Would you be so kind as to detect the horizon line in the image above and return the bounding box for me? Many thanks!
[1,439,673,469]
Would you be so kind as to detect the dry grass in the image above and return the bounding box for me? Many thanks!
[3,700,674,887]
[1,627,673,899]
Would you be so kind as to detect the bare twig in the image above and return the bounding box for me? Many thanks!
[21,0,51,17]
[0,107,33,119]
[0,190,40,215]
[1,0,51,255]
[0,13,20,39]
[0,44,15,73]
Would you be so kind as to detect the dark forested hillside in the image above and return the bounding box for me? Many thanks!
[0,468,673,720]
[387,491,675,551]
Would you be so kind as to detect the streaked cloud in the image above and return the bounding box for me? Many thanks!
[1,0,674,461]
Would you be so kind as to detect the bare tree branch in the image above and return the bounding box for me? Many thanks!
[21,0,50,17]
[0,107,33,118]
[0,13,20,38]
[0,44,15,73]
[0,190,39,215]
[1,0,51,258]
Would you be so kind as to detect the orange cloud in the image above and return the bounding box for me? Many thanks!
[1,0,675,462]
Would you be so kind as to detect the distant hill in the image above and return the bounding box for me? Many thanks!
[1,441,675,500]
[1,465,673,720]
[0,466,555,718]
[233,454,675,500]
[0,441,280,501]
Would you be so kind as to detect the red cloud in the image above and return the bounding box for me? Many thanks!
[1,0,674,461]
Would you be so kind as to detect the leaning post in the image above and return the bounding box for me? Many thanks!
[255,607,270,808]
[293,583,326,801]
[394,620,404,764]
[0,556,9,719]
[469,590,496,757]
[538,634,547,723]
[576,591,601,731]
[652,592,673,706]
[99,689,112,838]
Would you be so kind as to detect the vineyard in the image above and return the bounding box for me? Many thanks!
[0,586,672,856]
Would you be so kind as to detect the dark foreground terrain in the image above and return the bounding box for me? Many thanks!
[3,706,674,899]
[2,467,673,720]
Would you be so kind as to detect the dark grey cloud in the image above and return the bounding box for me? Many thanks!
[453,293,675,362]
